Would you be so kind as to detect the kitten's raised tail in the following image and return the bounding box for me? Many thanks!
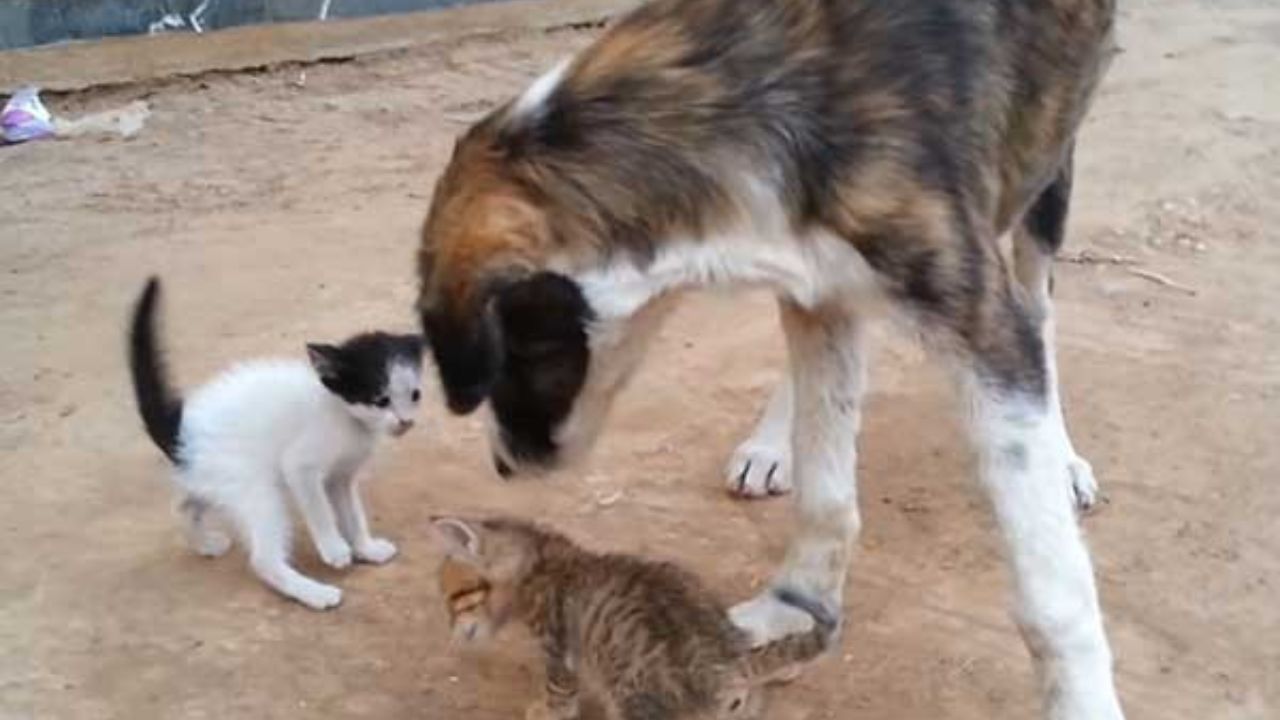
[128,277,184,464]
[743,587,840,682]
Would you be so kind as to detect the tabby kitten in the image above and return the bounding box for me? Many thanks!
[430,516,838,720]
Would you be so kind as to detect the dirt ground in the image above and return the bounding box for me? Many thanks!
[1,0,1277,718]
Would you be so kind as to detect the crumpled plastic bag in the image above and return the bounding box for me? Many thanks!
[1,87,56,143]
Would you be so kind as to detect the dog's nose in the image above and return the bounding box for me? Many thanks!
[493,454,513,479]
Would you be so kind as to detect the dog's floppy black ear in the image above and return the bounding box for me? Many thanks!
[485,272,592,465]
[493,272,592,354]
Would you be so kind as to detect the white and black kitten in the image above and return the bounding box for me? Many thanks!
[127,277,423,610]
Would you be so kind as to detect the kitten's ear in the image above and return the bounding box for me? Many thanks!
[306,343,344,380]
[430,516,482,560]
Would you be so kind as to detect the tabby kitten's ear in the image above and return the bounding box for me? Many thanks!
[430,516,482,562]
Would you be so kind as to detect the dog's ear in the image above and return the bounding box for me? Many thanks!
[493,272,592,357]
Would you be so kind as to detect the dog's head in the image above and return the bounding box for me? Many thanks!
[418,125,635,476]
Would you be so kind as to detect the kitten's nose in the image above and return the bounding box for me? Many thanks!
[396,419,414,434]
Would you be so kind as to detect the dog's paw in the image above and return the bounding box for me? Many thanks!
[729,591,815,647]
[725,441,792,499]
[318,539,353,569]
[1068,454,1102,514]
[355,538,398,565]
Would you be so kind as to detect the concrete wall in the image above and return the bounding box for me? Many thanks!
[0,0,504,51]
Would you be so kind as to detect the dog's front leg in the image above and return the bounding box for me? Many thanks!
[730,300,866,643]
[725,334,794,498]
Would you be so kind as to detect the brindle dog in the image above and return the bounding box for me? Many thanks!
[416,1,1123,717]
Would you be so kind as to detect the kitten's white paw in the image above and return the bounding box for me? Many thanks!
[318,539,353,569]
[193,531,232,558]
[729,591,815,647]
[294,582,343,611]
[1069,453,1101,514]
[725,440,792,498]
[355,538,398,565]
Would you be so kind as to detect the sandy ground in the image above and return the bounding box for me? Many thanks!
[1,0,1277,718]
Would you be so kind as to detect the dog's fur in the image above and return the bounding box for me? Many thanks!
[416,1,1122,717]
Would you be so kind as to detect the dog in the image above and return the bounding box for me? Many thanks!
[416,1,1123,717]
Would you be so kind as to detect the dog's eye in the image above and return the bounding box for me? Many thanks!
[375,396,390,408]
[411,389,421,403]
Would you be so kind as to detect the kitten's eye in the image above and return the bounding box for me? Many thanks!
[411,389,421,403]
[375,396,390,408]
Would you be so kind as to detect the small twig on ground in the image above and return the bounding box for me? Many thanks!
[544,17,610,34]
[594,490,624,508]
[1127,268,1198,296]
[1058,250,1140,266]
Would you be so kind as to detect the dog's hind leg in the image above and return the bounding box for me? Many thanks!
[1012,150,1099,512]
[958,315,1123,719]
[952,249,1124,716]
[816,147,1121,717]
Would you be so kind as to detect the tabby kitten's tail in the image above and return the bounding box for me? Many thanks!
[743,587,840,681]
[128,276,184,464]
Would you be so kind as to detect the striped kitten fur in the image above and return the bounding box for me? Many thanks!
[431,516,838,719]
